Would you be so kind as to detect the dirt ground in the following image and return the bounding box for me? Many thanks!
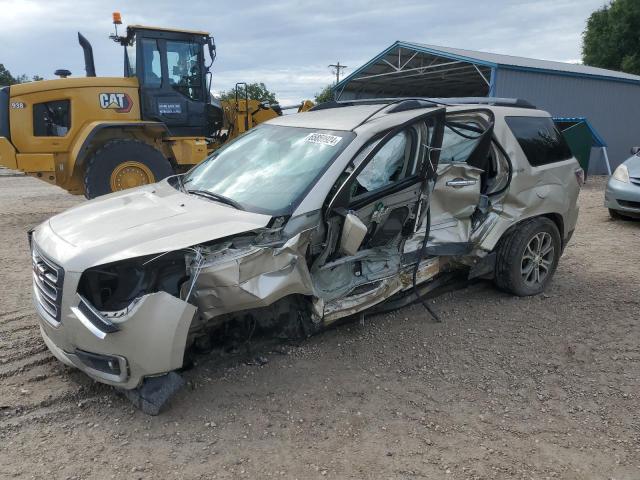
[0,174,638,480]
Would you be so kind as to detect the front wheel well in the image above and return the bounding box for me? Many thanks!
[82,138,175,198]
[73,124,172,177]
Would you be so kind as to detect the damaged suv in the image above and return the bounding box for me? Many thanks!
[31,98,582,407]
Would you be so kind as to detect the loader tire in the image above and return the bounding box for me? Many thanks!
[83,139,174,199]
[494,217,561,297]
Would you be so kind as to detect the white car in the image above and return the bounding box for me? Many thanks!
[605,148,640,219]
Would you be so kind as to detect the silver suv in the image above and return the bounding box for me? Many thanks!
[30,98,582,411]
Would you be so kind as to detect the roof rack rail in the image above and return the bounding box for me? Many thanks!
[429,97,537,109]
[310,96,536,112]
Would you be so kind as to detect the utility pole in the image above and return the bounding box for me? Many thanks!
[328,61,348,84]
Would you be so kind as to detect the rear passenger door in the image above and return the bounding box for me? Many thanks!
[429,113,494,248]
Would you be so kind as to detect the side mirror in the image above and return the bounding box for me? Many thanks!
[631,146,640,156]
[339,213,368,256]
[207,36,217,63]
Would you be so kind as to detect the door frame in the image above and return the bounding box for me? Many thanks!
[135,29,209,137]
[325,108,446,217]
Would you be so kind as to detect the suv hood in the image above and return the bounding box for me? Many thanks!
[37,180,271,271]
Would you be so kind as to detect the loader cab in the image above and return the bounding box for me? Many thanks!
[121,25,216,136]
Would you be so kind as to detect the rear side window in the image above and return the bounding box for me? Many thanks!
[439,122,483,164]
[505,116,572,166]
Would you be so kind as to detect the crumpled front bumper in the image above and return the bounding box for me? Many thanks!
[35,269,196,390]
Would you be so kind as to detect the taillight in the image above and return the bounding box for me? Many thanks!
[575,168,585,187]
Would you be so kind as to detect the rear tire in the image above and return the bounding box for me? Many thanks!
[494,217,561,297]
[83,139,174,199]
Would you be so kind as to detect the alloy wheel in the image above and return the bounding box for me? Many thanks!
[521,232,554,287]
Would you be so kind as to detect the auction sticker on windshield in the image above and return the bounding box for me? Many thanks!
[304,133,342,146]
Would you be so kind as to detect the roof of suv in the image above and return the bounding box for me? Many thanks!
[269,104,388,131]
[268,98,549,132]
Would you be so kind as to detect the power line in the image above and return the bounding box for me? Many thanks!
[328,61,348,84]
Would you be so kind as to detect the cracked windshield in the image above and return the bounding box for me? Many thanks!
[183,124,353,214]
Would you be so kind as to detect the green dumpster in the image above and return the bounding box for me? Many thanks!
[553,117,608,178]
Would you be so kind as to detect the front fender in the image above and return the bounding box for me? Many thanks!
[68,121,169,176]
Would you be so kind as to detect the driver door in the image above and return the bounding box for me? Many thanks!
[312,109,445,314]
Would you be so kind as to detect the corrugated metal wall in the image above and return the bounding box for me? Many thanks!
[495,69,640,173]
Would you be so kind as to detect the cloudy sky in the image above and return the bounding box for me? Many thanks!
[0,0,606,103]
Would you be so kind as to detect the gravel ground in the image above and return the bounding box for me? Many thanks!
[0,175,638,480]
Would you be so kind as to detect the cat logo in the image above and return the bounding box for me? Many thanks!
[98,93,133,113]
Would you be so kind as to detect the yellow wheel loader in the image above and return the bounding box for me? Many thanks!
[0,16,312,198]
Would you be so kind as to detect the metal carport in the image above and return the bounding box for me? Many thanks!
[335,41,640,172]
[334,42,495,98]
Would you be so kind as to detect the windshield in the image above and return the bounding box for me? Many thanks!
[183,124,354,215]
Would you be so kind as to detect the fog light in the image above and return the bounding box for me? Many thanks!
[75,349,124,376]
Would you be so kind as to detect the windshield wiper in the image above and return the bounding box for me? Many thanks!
[186,189,244,210]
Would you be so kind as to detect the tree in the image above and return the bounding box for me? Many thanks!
[0,64,16,85]
[218,82,277,104]
[0,64,44,85]
[314,84,335,103]
[13,74,30,84]
[583,0,640,75]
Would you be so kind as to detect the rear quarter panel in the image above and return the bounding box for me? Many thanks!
[477,111,581,252]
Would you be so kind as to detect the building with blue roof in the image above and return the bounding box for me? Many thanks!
[335,41,640,172]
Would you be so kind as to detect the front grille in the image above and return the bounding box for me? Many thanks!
[630,176,640,187]
[32,244,64,323]
[618,199,640,209]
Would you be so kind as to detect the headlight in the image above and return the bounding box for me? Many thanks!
[612,164,629,183]
[77,254,187,312]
